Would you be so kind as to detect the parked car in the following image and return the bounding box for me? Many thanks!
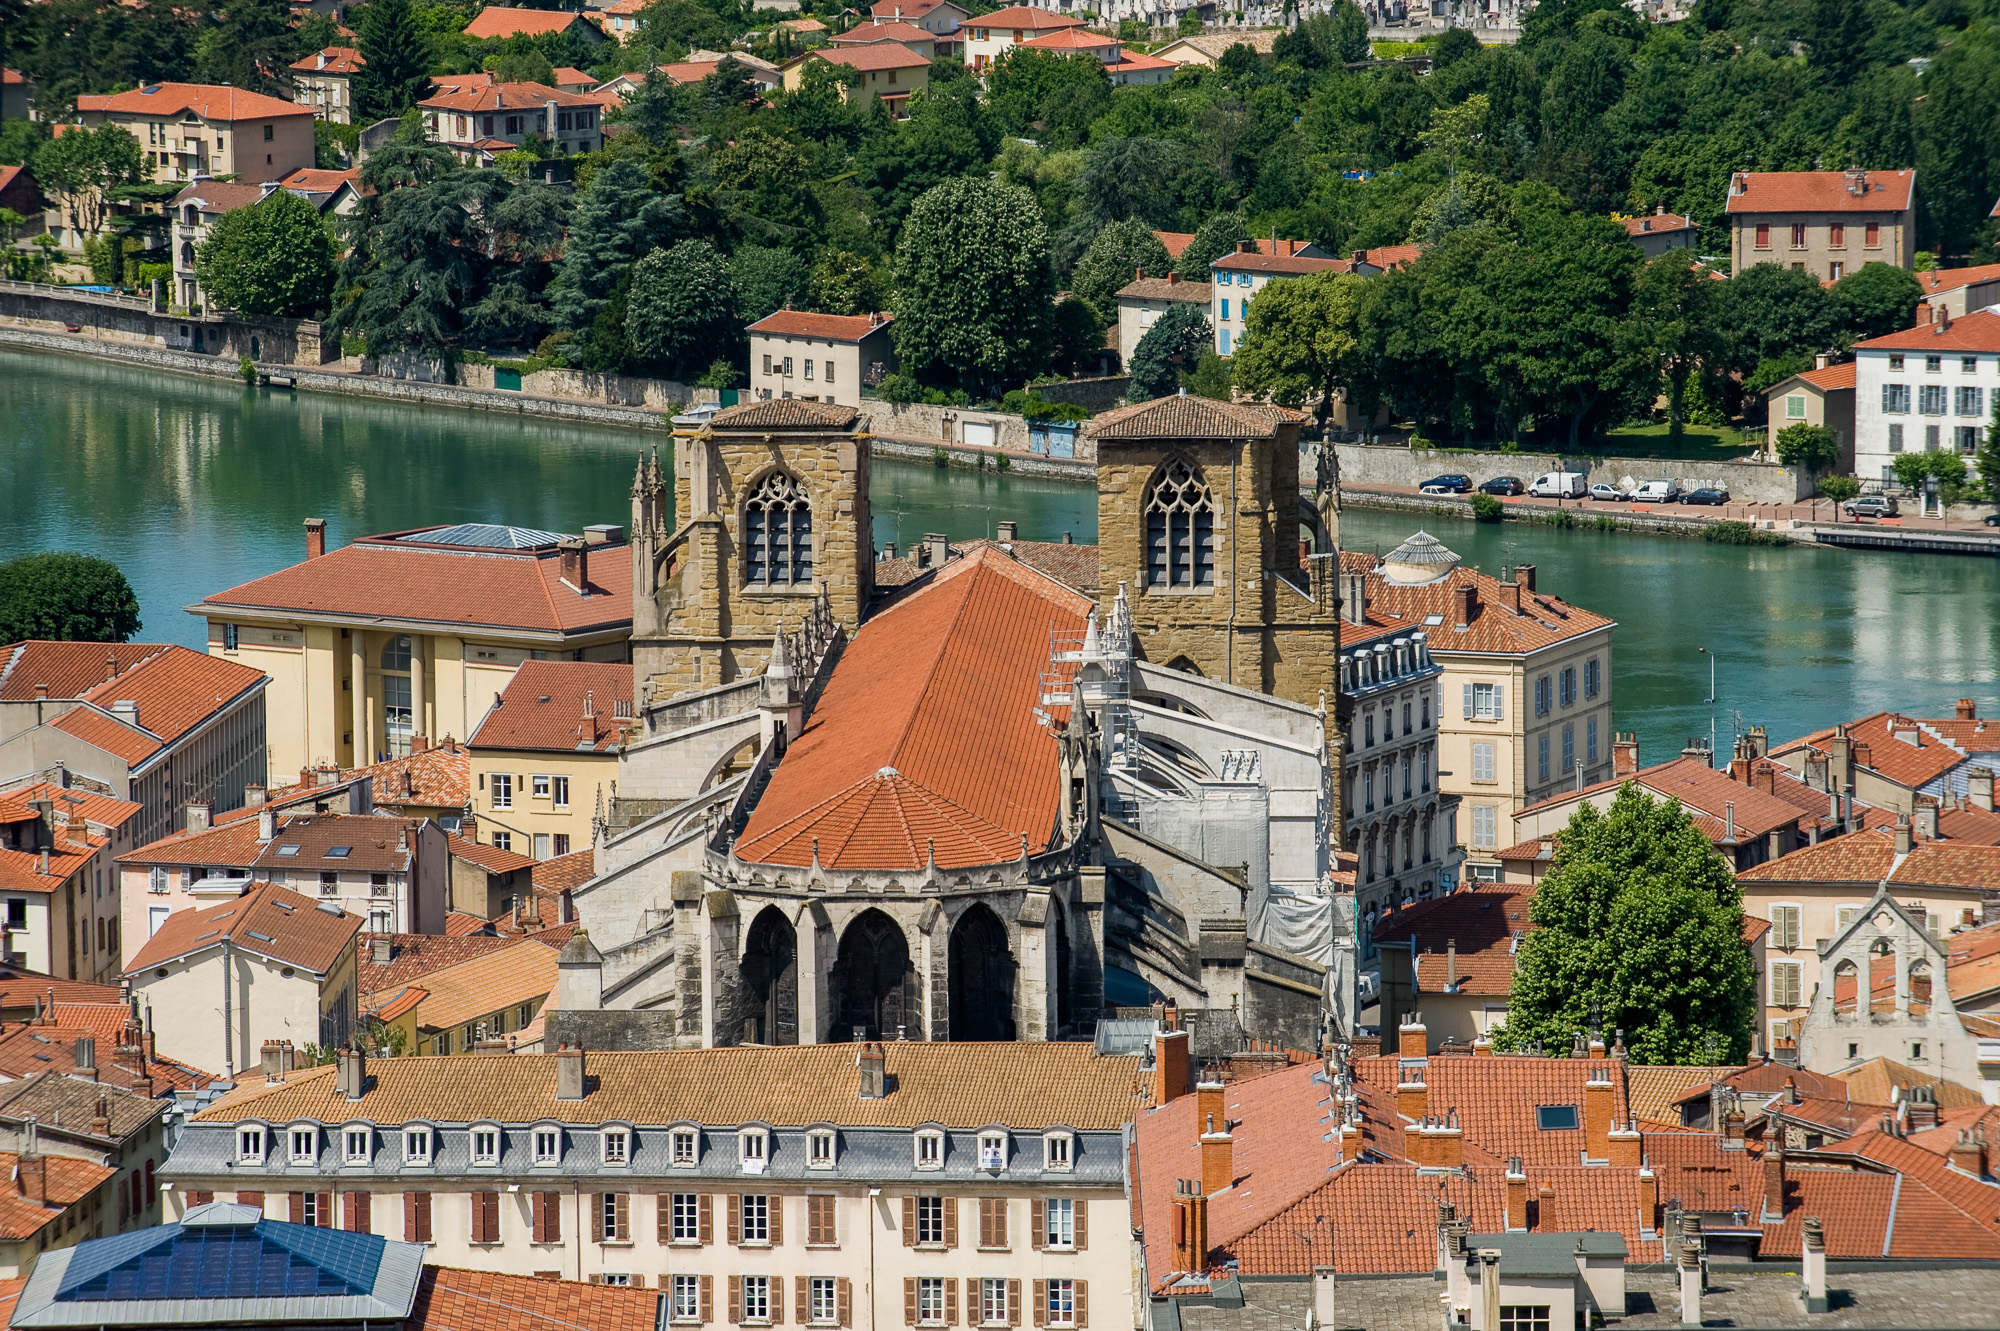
[1527,471,1589,499]
[1418,473,1473,494]
[1588,483,1627,502]
[1631,480,1683,503]
[1843,495,1900,518]
[1986,512,2000,527]
[1479,476,1526,496]
[1685,487,1730,505]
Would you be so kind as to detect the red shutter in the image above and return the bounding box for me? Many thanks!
[405,1191,431,1243]
[344,1191,370,1233]
[187,1190,213,1207]
[1073,1201,1086,1252]
[289,1193,305,1224]
[236,1191,264,1210]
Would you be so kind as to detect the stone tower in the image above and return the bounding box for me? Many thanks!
[631,399,874,702]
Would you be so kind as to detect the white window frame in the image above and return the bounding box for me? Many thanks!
[670,1192,702,1242]
[917,1278,947,1325]
[342,1126,371,1166]
[533,1125,563,1166]
[552,775,570,807]
[532,774,551,799]
[809,1276,838,1325]
[672,1126,699,1166]
[978,1131,1007,1171]
[236,1124,266,1165]
[491,773,512,810]
[673,1274,702,1321]
[980,1279,1010,1327]
[1471,682,1502,721]
[402,1126,432,1165]
[603,1127,630,1166]
[288,1125,318,1166]
[740,1127,769,1173]
[1046,1279,1077,1328]
[742,1274,771,1322]
[471,1124,502,1166]
[914,1128,945,1170]
[741,1192,771,1243]
[808,1129,837,1169]
[1044,1195,1075,1248]
[1043,1131,1073,1172]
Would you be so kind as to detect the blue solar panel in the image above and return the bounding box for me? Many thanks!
[55,1225,383,1303]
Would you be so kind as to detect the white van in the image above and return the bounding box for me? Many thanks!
[1631,479,1683,503]
[1527,471,1587,498]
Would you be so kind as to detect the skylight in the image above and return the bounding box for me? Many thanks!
[276,846,300,857]
[326,846,352,858]
[1535,1105,1580,1131]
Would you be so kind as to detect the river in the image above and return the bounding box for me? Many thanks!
[4,347,1995,762]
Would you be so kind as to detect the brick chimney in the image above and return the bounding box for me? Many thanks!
[1949,1128,1988,1177]
[1584,1069,1614,1162]
[1471,1037,1492,1057]
[1761,1145,1786,1222]
[261,1039,287,1084]
[1398,1013,1427,1059]
[1612,734,1639,779]
[1171,1180,1209,1272]
[555,1042,586,1100]
[1608,1120,1642,1168]
[1199,1113,1235,1194]
[305,517,326,560]
[857,1041,886,1099]
[1397,1065,1428,1121]
[16,1146,46,1208]
[1453,583,1477,631]
[1638,1164,1658,1235]
[1153,1030,1190,1106]
[559,538,588,592]
[1907,1084,1938,1131]
[1500,574,1522,615]
[1504,1157,1527,1231]
[89,1095,110,1138]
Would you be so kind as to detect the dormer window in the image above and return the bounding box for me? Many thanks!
[402,1127,432,1165]
[808,1129,837,1169]
[236,1126,266,1164]
[979,1132,1007,1171]
[603,1128,630,1166]
[342,1127,371,1165]
[672,1127,699,1166]
[740,1128,768,1173]
[472,1126,501,1166]
[1043,1132,1073,1172]
[914,1128,945,1170]
[534,1127,563,1165]
[288,1127,318,1165]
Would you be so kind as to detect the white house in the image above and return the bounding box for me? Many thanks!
[1851,307,2000,486]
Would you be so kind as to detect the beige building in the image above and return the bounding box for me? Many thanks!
[191,520,632,784]
[75,83,315,187]
[1111,273,1209,367]
[829,20,937,59]
[745,310,897,408]
[0,786,142,984]
[779,45,930,115]
[162,1040,1141,1320]
[1914,262,2000,320]
[124,880,361,1077]
[365,935,559,1055]
[469,660,633,862]
[1618,211,1698,259]
[1764,358,1856,469]
[418,79,606,164]
[1725,169,1917,281]
[290,46,364,124]
[1342,534,1616,877]
[961,5,1085,68]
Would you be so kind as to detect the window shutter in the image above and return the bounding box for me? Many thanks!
[797,1277,810,1324]
[904,1278,919,1326]
[237,1191,264,1209]
[405,1190,431,1243]
[316,1193,332,1227]
[772,1277,786,1324]
[701,1193,714,1244]
[942,1197,957,1248]
[728,1193,742,1245]
[730,1276,743,1326]
[593,1194,606,1243]
[531,1192,545,1244]
[1073,1201,1086,1251]
[289,1192,305,1224]
[902,1195,916,1246]
[1007,1281,1021,1328]
[769,1194,783,1245]
[615,1192,629,1242]
[1030,1200,1045,1250]
[837,1278,852,1328]
[1462,683,1473,720]
[1492,685,1503,719]
[1033,1281,1047,1328]
[345,1191,370,1233]
[945,1278,958,1326]
[1075,1283,1088,1328]
[187,1190,213,1207]
[702,1275,714,1323]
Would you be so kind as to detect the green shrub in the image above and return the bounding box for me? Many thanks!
[1702,520,1785,546]
[1471,493,1503,522]
[998,388,1089,422]
[995,452,1010,471]
[932,447,950,467]
[238,354,258,382]
[1819,475,1860,504]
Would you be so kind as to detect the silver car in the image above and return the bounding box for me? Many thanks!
[1588,483,1626,502]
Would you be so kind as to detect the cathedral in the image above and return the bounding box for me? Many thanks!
[552,394,1351,1052]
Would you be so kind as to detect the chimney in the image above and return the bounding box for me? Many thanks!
[305,517,327,560]
[1342,570,1368,626]
[857,1042,886,1099]
[1895,813,1913,856]
[1167,271,1180,285]
[1453,583,1476,631]
[882,542,897,559]
[1608,1120,1642,1168]
[1723,1103,1746,1148]
[1505,1158,1527,1230]
[260,1039,286,1083]
[1957,699,1978,722]
[1430,1110,1463,1169]
[1678,1238,1702,1324]
[1949,1129,1987,1177]
[184,802,210,833]
[996,520,1018,542]
[1612,734,1639,779]
[1135,267,1144,282]
[1199,1113,1235,1194]
[1801,1217,1828,1313]
[1398,1013,1427,1059]
[559,538,587,592]
[1908,1084,1938,1132]
[1845,168,1867,197]
[1171,1180,1209,1272]
[1397,1065,1428,1121]
[244,782,266,807]
[924,532,949,569]
[555,1042,586,1100]
[370,936,392,965]
[1514,564,1535,594]
[1153,1030,1190,1106]
[258,804,276,843]
[73,1035,96,1080]
[16,1143,46,1208]
[1584,1069,1613,1162]
[1500,573,1523,615]
[1472,1037,1492,1057]
[1349,249,1365,265]
[1761,1145,1786,1221]
[1972,769,1996,813]
[89,1095,110,1138]
[338,1045,367,1100]
[1916,800,1939,841]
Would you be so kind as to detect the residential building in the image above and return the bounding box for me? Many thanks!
[1208,242,1344,355]
[0,1001,220,1096]
[124,881,362,1076]
[0,1134,117,1277]
[0,640,269,851]
[190,520,633,781]
[290,46,365,123]
[468,661,633,862]
[1767,700,2000,814]
[777,16,831,44]
[167,179,272,311]
[600,0,648,41]
[870,0,969,47]
[0,164,43,245]
[74,84,316,188]
[1914,262,2000,320]
[274,165,364,215]
[779,45,931,115]
[268,740,472,825]
[1370,884,1532,1046]
[1618,209,1697,258]
[0,966,122,1022]
[419,81,606,163]
[745,310,897,406]
[0,786,141,983]
[163,1040,1141,1310]
[1763,356,1855,470]
[362,935,559,1055]
[1151,29,1282,66]
[1342,534,1615,877]
[1011,28,1178,84]
[0,1072,170,1231]
[829,19,938,59]
[961,5,1086,69]
[1738,827,1993,1063]
[1850,307,2000,484]
[460,5,608,44]
[443,829,538,917]
[1725,169,1917,280]
[1112,271,1210,366]
[550,66,598,94]
[117,807,449,948]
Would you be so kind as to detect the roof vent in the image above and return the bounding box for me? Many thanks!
[316,901,345,916]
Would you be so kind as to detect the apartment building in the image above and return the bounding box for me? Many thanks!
[960,6,1086,68]
[1207,243,1340,355]
[419,80,606,163]
[291,46,365,124]
[1768,701,2000,815]
[191,520,632,781]
[1341,533,1615,878]
[1763,357,1855,469]
[75,84,315,188]
[745,310,897,408]
[0,786,141,982]
[162,1040,1142,1321]
[1725,169,1916,280]
[1111,272,1209,365]
[469,661,633,861]
[1850,307,2000,484]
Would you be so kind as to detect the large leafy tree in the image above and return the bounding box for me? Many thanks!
[1832,261,1924,344]
[192,0,299,96]
[1498,785,1756,1065]
[1231,270,1368,428]
[1177,211,1250,282]
[1716,263,1839,375]
[353,0,433,121]
[890,176,1058,393]
[35,125,141,240]
[1068,220,1171,314]
[463,180,571,348]
[196,190,337,317]
[625,239,738,377]
[1126,300,1211,401]
[731,243,811,322]
[1048,295,1107,379]
[1630,254,1723,447]
[0,553,142,643]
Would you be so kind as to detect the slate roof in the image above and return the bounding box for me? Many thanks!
[734,548,1090,871]
[747,310,892,341]
[1089,396,1301,440]
[1854,308,2000,354]
[1724,170,1916,215]
[469,660,634,754]
[0,1071,167,1145]
[124,881,361,976]
[710,399,859,429]
[76,83,310,120]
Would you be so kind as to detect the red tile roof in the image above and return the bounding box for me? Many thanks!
[277,166,363,195]
[1739,826,2000,890]
[124,881,361,975]
[419,79,604,112]
[550,66,595,84]
[76,82,311,120]
[469,660,634,754]
[1724,170,1916,215]
[1919,262,2000,297]
[35,646,265,768]
[1620,212,1697,237]
[1340,551,1615,657]
[831,20,934,43]
[805,42,933,70]
[1794,359,1858,391]
[445,833,537,875]
[196,531,631,639]
[1519,757,1808,841]
[747,309,893,341]
[0,967,123,1014]
[968,5,1086,27]
[734,548,1089,871]
[531,848,595,892]
[1210,250,1346,276]
[1019,27,1118,49]
[289,45,364,73]
[0,1009,218,1092]
[1090,396,1300,440]
[1854,308,2000,354]
[1153,231,1194,258]
[271,742,471,811]
[358,932,521,996]
[410,1266,663,1331]
[1368,886,1533,996]
[3,784,142,834]
[461,6,596,38]
[0,1152,114,1241]
[711,399,858,429]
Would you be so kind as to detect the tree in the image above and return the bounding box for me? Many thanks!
[35,126,141,242]
[1715,263,1838,375]
[483,36,557,86]
[1126,300,1211,401]
[855,107,987,235]
[1979,394,2000,508]
[353,0,433,120]
[547,158,682,340]
[1831,261,1924,344]
[890,176,1058,393]
[1231,270,1367,427]
[1069,220,1171,313]
[1177,211,1249,281]
[1047,294,1107,379]
[1631,255,1721,447]
[732,243,811,322]
[1176,10,1201,36]
[807,249,888,317]
[1320,0,1371,63]
[1774,422,1837,476]
[1073,137,1191,231]
[1819,475,1861,507]
[463,179,571,348]
[625,239,739,377]
[1184,350,1231,401]
[1496,785,1755,1065]
[0,553,142,643]
[196,190,337,317]
[192,0,299,97]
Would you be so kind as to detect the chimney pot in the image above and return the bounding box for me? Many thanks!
[304,517,327,560]
[555,1042,586,1100]
[72,1035,96,1080]
[1895,814,1913,856]
[857,1042,887,1099]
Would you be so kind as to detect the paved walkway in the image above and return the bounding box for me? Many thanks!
[1347,484,2000,539]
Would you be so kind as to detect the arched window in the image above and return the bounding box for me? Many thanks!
[1144,460,1214,588]
[743,472,813,586]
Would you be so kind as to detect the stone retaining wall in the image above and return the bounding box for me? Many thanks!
[0,280,334,364]
[1034,375,1130,413]
[1332,442,1813,505]
[1342,487,1810,542]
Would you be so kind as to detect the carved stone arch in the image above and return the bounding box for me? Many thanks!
[1832,957,1860,1015]
[737,906,798,1045]
[700,735,762,792]
[738,464,815,588]
[947,902,1016,1042]
[1141,457,1217,589]
[832,908,917,1041]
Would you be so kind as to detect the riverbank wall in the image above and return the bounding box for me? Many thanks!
[1333,441,1813,505]
[1339,487,1811,542]
[0,279,336,365]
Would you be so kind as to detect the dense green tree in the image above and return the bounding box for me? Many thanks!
[353,0,434,120]
[1978,396,2000,507]
[11,0,195,112]
[731,244,811,322]
[548,159,682,339]
[855,107,987,235]
[1231,270,1367,427]
[1774,422,1838,476]
[1714,263,1839,375]
[1074,137,1192,231]
[1177,212,1250,281]
[483,36,557,86]
[890,176,1058,392]
[0,553,142,643]
[192,0,299,96]
[626,239,739,376]
[1183,350,1232,401]
[806,249,888,317]
[1497,785,1755,1065]
[1126,300,1211,401]
[1630,254,1722,447]
[1069,220,1172,314]
[986,49,1110,147]
[196,190,337,317]
[636,0,734,54]
[1831,261,1924,343]
[618,67,685,146]
[463,180,571,348]
[1047,295,1108,379]
[1321,0,1373,63]
[1914,26,1999,259]
[35,125,141,241]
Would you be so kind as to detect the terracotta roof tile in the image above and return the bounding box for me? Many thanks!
[380,939,557,1033]
[76,82,310,120]
[358,933,521,996]
[410,1266,662,1331]
[1918,262,2000,297]
[469,660,634,754]
[1624,1065,1741,1124]
[803,42,932,70]
[0,1071,167,1144]
[1519,757,1808,841]
[1368,886,1532,998]
[1152,231,1194,258]
[1835,1056,1986,1109]
[0,643,265,768]
[419,79,604,112]
[0,966,123,1013]
[1089,396,1301,440]
[0,1153,115,1240]
[531,848,595,892]
[967,4,1086,26]
[1114,277,1211,303]
[271,743,471,811]
[747,310,892,341]
[461,7,595,38]
[2,785,141,834]
[1794,359,1858,391]
[1773,710,1981,790]
[1340,551,1615,657]
[710,399,859,429]
[123,881,361,976]
[1856,308,2000,354]
[831,20,934,43]
[948,539,1099,595]
[1738,827,2000,890]
[0,643,164,702]
[1620,213,1697,237]
[1019,27,1117,48]
[0,1009,217,1092]
[445,833,538,875]
[289,45,364,73]
[1724,170,1916,215]
[193,1041,1144,1129]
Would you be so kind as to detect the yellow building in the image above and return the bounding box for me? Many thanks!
[779,43,931,115]
[74,83,316,188]
[191,521,632,786]
[468,660,633,861]
[363,936,559,1056]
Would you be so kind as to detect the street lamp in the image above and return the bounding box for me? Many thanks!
[1697,647,1717,766]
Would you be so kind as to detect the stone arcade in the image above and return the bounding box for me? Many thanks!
[552,396,1350,1050]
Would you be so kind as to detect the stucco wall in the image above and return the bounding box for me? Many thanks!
[1333,443,1813,505]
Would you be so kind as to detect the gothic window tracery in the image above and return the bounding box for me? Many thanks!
[1144,461,1215,589]
[743,472,813,586]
